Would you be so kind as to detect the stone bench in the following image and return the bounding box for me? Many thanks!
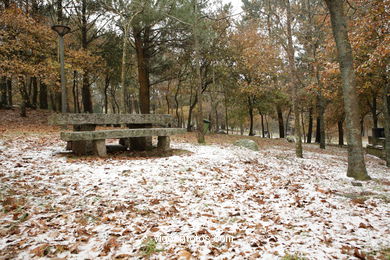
[48,113,185,156]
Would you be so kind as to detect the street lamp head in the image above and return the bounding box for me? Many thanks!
[51,24,71,37]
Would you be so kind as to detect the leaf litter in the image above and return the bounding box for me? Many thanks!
[0,133,389,259]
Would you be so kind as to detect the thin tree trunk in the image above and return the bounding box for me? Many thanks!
[325,0,369,180]
[174,82,181,127]
[382,74,390,167]
[193,2,205,144]
[286,0,302,157]
[39,80,48,109]
[360,116,365,137]
[187,93,197,132]
[81,0,93,113]
[301,111,306,143]
[285,108,291,136]
[307,106,313,143]
[224,89,229,134]
[0,77,7,108]
[82,73,93,113]
[276,104,285,138]
[31,77,38,108]
[72,70,77,112]
[371,94,378,128]
[104,74,110,114]
[259,111,265,138]
[315,116,321,143]
[6,79,12,107]
[121,26,129,113]
[50,90,56,111]
[319,96,326,149]
[338,119,344,146]
[248,96,255,136]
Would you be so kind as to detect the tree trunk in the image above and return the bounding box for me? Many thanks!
[82,73,93,112]
[382,74,390,167]
[104,74,110,114]
[0,77,7,108]
[325,0,369,180]
[371,94,378,128]
[315,116,321,143]
[248,96,255,136]
[72,70,79,113]
[20,101,26,117]
[307,106,313,143]
[319,96,326,149]
[265,115,270,138]
[259,111,265,138]
[301,111,306,143]
[174,82,181,127]
[193,4,205,144]
[6,79,12,107]
[360,116,365,137]
[276,104,284,138]
[338,119,344,146]
[31,77,38,108]
[286,0,303,157]
[224,90,229,134]
[187,93,197,132]
[121,26,129,113]
[81,0,93,113]
[134,27,150,114]
[39,80,48,109]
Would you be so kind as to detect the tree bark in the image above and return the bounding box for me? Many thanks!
[338,118,344,146]
[187,92,197,132]
[319,96,326,149]
[382,74,390,167]
[371,93,378,128]
[0,77,7,108]
[248,96,255,136]
[301,111,306,143]
[82,73,93,113]
[31,77,38,108]
[193,1,205,144]
[325,0,369,180]
[276,104,285,138]
[134,27,150,114]
[104,74,110,114]
[307,106,313,143]
[315,116,321,143]
[259,111,265,138]
[224,89,229,134]
[6,79,12,107]
[121,26,129,113]
[39,80,48,109]
[286,0,303,157]
[174,81,181,127]
[81,0,93,113]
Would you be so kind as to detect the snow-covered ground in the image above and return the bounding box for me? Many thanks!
[0,135,389,259]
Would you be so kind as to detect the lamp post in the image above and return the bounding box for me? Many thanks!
[51,25,71,113]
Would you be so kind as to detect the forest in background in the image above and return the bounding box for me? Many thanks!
[0,0,389,173]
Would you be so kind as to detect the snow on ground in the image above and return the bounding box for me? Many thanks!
[0,134,389,259]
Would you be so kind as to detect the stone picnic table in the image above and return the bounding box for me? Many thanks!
[49,113,186,157]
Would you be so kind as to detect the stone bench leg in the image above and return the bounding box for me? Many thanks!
[93,139,107,157]
[119,138,131,149]
[157,136,170,151]
[72,141,91,155]
[66,141,72,150]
